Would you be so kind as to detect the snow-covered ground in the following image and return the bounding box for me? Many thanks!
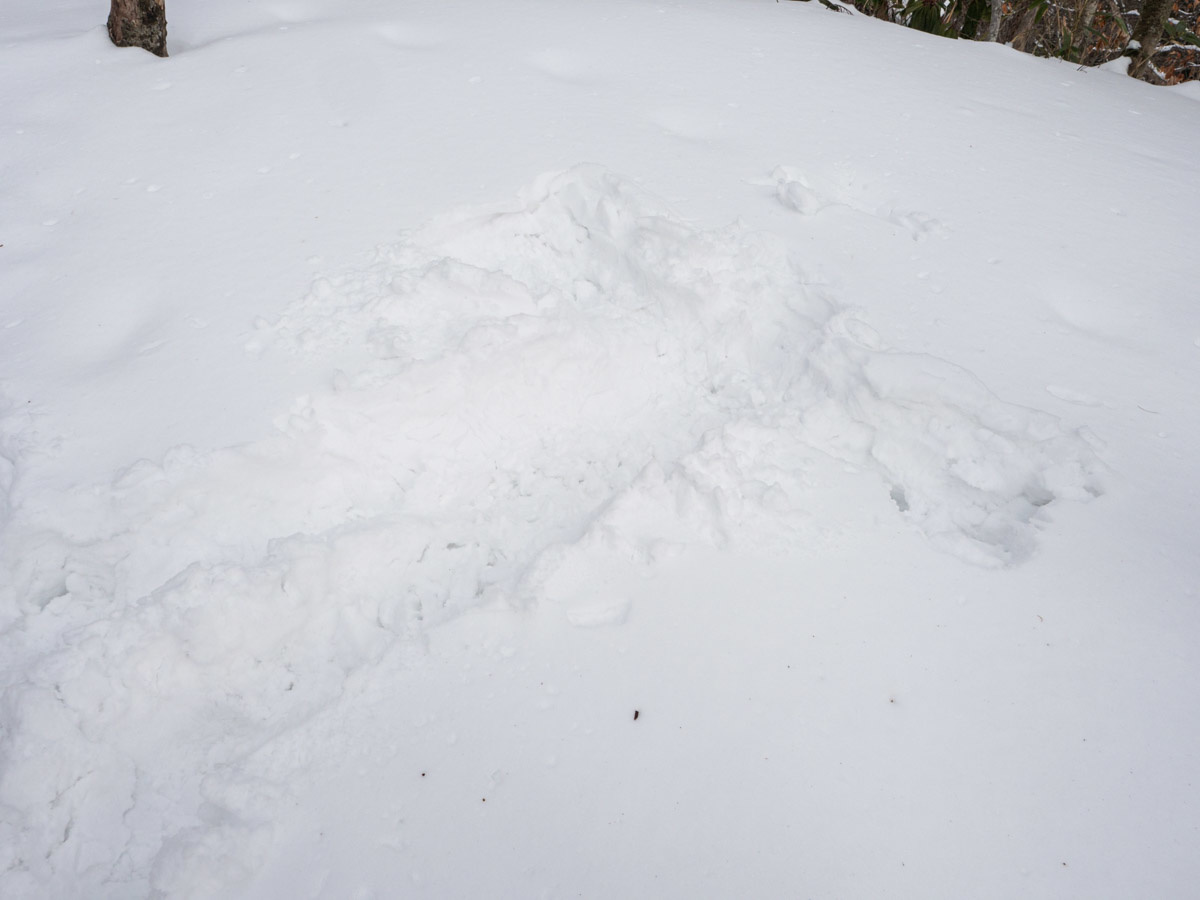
[2,1,1198,897]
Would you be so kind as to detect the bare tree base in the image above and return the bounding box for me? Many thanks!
[108,0,167,58]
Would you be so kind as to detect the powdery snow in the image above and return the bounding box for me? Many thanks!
[1,1,1198,898]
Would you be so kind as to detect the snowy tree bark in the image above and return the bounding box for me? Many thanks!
[1127,0,1173,79]
[108,0,167,57]
[986,0,1004,41]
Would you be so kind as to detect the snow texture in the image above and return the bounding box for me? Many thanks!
[2,0,1198,896]
[0,167,1102,895]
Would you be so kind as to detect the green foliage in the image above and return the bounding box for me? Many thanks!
[905,0,951,34]
[958,0,990,37]
[1164,17,1200,46]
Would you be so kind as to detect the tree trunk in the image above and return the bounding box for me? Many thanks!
[986,0,1004,41]
[1071,0,1101,60]
[108,0,167,57]
[1127,0,1173,79]
[1011,5,1040,51]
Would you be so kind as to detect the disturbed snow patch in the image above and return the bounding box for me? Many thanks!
[768,164,949,241]
[262,165,1100,568]
[0,166,1100,897]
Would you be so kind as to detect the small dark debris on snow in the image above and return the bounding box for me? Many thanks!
[633,710,640,721]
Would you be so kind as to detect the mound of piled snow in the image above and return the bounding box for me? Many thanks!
[0,167,1101,895]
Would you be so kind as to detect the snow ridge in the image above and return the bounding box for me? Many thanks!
[0,166,1101,897]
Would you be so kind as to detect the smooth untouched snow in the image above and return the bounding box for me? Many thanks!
[1,1,1198,898]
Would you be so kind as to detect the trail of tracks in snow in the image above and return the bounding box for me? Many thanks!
[0,167,1101,896]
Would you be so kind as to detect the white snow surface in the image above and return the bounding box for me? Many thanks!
[1,1,1198,898]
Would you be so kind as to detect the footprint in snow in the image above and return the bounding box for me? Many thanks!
[565,597,633,628]
[372,20,448,50]
[766,164,948,241]
[1045,384,1104,407]
[527,47,595,83]
[653,107,724,142]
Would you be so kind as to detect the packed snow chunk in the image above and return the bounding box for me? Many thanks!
[771,165,828,216]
